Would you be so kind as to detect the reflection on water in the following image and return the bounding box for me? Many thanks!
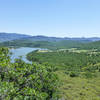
[10,47,40,63]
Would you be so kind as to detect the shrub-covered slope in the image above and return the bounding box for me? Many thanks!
[0,47,58,100]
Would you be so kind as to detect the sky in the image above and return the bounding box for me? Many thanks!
[0,0,100,37]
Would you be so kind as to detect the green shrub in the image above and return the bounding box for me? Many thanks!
[0,48,59,100]
[84,71,96,78]
[69,71,79,77]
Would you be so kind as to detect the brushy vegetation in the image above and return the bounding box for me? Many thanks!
[27,49,100,99]
[0,47,59,100]
[1,45,100,99]
[27,50,100,71]
[56,70,100,100]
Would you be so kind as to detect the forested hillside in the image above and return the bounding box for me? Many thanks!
[27,50,100,73]
[79,40,100,50]
[0,39,84,50]
[27,49,100,99]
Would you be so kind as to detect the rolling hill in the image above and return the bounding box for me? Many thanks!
[0,32,31,42]
[1,33,100,50]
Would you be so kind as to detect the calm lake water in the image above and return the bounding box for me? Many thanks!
[10,47,41,63]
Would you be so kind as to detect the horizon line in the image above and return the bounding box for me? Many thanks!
[0,32,100,38]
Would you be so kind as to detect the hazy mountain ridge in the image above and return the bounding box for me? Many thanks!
[0,33,31,42]
[25,35,100,42]
[1,33,100,50]
[1,33,100,42]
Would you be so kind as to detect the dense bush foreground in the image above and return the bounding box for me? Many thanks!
[0,48,58,100]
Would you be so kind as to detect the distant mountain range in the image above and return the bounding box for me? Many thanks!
[0,32,100,42]
[26,36,100,43]
[1,33,100,50]
[0,33,31,42]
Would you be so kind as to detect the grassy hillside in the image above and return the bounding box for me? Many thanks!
[57,70,100,100]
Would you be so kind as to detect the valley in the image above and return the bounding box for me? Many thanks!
[1,0,100,99]
[1,33,100,99]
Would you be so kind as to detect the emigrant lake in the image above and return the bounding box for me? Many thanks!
[10,47,42,63]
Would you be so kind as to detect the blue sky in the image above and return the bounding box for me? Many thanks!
[0,0,100,37]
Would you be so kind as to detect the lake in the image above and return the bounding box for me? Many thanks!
[10,47,41,63]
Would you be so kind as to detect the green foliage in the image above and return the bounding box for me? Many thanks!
[0,39,83,50]
[69,71,79,77]
[57,71,100,100]
[0,48,58,100]
[79,40,100,50]
[83,72,95,78]
[27,50,100,77]
[26,49,100,99]
[1,47,100,99]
